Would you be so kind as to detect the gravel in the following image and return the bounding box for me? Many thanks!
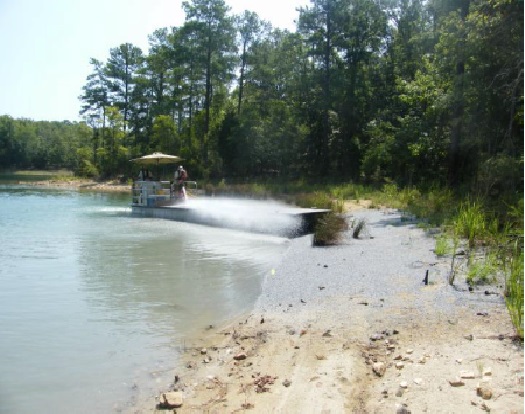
[254,208,504,324]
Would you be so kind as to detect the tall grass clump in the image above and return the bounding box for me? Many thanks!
[434,233,451,256]
[505,242,524,339]
[454,201,487,248]
[467,252,499,285]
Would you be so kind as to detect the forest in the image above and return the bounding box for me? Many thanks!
[0,0,522,200]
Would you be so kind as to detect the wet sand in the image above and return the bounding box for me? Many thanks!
[127,206,524,413]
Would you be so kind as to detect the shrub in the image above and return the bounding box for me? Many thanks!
[313,212,347,246]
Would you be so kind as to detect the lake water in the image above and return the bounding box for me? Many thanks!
[0,185,288,413]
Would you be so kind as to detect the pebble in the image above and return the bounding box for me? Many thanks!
[448,377,465,387]
[372,362,386,377]
[477,385,493,400]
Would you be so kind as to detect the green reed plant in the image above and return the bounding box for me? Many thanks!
[454,201,486,248]
[505,242,524,339]
[467,252,499,285]
[434,233,451,256]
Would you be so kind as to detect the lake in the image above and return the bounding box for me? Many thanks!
[0,185,288,413]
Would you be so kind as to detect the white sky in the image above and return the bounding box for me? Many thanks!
[0,0,307,122]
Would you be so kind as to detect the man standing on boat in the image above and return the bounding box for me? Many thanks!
[174,165,188,200]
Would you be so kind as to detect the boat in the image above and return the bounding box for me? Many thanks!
[129,153,329,237]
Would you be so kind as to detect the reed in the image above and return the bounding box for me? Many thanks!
[505,242,524,339]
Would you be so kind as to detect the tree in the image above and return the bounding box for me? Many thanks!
[235,11,269,114]
[105,43,144,129]
[182,0,237,162]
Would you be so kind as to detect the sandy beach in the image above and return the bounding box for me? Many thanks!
[123,206,523,414]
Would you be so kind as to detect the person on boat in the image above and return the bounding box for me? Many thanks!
[174,165,188,200]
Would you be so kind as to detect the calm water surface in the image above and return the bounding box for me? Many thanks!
[0,186,288,413]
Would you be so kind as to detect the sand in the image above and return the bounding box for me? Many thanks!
[123,205,523,414]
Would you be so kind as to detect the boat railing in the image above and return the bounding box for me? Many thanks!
[132,180,198,207]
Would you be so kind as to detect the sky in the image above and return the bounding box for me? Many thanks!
[0,0,308,123]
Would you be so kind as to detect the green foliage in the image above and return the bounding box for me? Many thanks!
[405,188,455,226]
[293,191,333,209]
[3,0,522,195]
[454,201,487,248]
[467,253,499,285]
[505,243,524,339]
[434,234,451,256]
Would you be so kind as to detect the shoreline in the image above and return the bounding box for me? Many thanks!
[15,179,132,193]
[126,208,524,413]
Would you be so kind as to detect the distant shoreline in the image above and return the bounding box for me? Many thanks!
[14,179,132,193]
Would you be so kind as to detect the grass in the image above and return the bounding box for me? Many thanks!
[434,234,451,256]
[454,201,487,248]
[505,242,524,339]
[466,252,499,285]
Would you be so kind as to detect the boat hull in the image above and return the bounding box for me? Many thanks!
[130,203,329,238]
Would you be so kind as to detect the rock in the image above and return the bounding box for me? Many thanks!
[282,379,291,387]
[201,348,207,355]
[448,377,465,387]
[399,381,408,388]
[477,385,493,400]
[372,362,386,377]
[396,362,405,369]
[241,402,254,409]
[413,378,422,385]
[406,349,413,355]
[370,333,384,341]
[396,403,412,414]
[460,371,476,379]
[394,354,403,361]
[395,387,404,397]
[482,367,492,377]
[233,353,247,361]
[159,391,183,408]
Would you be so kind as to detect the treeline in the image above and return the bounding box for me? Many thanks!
[1,0,523,199]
